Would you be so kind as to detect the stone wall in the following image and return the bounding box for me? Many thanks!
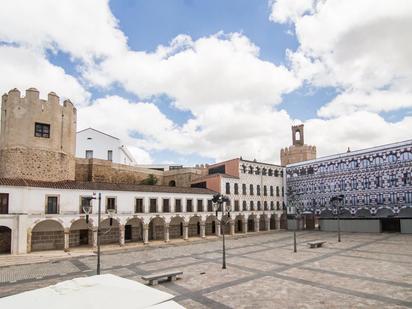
[31,231,64,251]
[69,229,93,247]
[0,148,75,181]
[164,168,205,187]
[280,145,317,166]
[99,227,119,245]
[169,223,183,239]
[149,223,164,240]
[188,223,200,237]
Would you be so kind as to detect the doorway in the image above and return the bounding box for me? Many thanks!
[125,225,132,241]
[381,218,400,232]
[79,229,89,245]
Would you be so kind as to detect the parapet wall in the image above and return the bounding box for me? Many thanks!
[280,145,317,166]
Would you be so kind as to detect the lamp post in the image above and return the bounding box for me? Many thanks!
[212,193,231,269]
[330,194,344,242]
[82,193,116,275]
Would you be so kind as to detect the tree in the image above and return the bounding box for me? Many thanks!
[140,174,158,185]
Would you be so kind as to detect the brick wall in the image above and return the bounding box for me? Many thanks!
[31,231,64,251]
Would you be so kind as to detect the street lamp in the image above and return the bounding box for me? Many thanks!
[212,193,231,269]
[293,207,302,253]
[330,194,344,242]
[82,193,116,275]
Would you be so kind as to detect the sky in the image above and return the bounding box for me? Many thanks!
[0,0,411,165]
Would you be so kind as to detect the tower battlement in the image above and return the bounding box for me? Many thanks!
[280,124,316,166]
[0,88,77,181]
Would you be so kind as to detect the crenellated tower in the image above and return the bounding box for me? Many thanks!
[0,88,77,181]
[280,124,316,166]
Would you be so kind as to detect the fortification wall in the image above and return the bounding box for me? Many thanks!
[280,145,317,166]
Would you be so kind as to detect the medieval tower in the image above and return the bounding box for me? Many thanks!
[280,124,316,166]
[0,88,77,181]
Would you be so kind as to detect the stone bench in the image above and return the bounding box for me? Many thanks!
[308,241,326,248]
[142,271,183,286]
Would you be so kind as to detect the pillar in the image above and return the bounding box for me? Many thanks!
[255,220,260,233]
[230,221,235,236]
[27,228,32,253]
[164,223,170,242]
[64,228,70,252]
[266,217,270,231]
[143,224,149,244]
[243,220,248,234]
[119,225,125,246]
[200,222,206,238]
[183,223,189,240]
[216,222,221,236]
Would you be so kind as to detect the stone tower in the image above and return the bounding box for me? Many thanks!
[280,124,316,166]
[0,88,77,181]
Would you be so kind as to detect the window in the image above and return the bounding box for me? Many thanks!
[403,172,410,186]
[257,201,261,210]
[85,150,93,159]
[186,199,193,212]
[264,201,268,210]
[197,199,203,212]
[255,167,260,175]
[226,182,230,194]
[276,201,280,210]
[175,199,182,212]
[80,196,92,214]
[361,158,370,168]
[106,197,116,213]
[250,184,254,195]
[365,195,370,205]
[270,186,274,196]
[257,185,261,196]
[107,150,113,161]
[250,201,254,210]
[376,176,383,188]
[268,169,273,176]
[263,185,267,196]
[274,170,279,177]
[207,200,213,212]
[135,198,144,213]
[46,196,59,214]
[149,198,157,212]
[406,192,412,204]
[387,154,397,164]
[234,183,239,195]
[400,152,412,162]
[242,201,247,211]
[242,184,246,195]
[389,174,397,187]
[262,168,267,175]
[0,193,9,214]
[270,201,274,210]
[163,199,170,212]
[377,193,384,205]
[241,164,247,173]
[282,187,284,197]
[276,186,280,197]
[373,156,384,165]
[248,166,253,174]
[390,193,396,204]
[34,122,50,138]
[234,200,239,211]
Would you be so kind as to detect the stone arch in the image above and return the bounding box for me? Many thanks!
[234,214,244,233]
[259,214,267,231]
[270,214,277,230]
[125,217,144,243]
[399,207,412,218]
[169,216,184,239]
[205,215,217,236]
[248,214,257,232]
[99,218,120,245]
[69,219,93,248]
[31,220,64,251]
[148,217,165,241]
[339,208,352,218]
[375,208,395,218]
[168,180,176,187]
[356,208,372,218]
[320,209,334,218]
[188,215,201,237]
[0,226,12,254]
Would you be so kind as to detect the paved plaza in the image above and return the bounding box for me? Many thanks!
[0,231,411,308]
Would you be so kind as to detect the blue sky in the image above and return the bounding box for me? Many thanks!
[1,0,411,165]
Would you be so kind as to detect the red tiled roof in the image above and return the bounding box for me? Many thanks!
[0,178,216,195]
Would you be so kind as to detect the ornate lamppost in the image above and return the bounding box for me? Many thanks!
[330,194,344,242]
[212,193,231,269]
[82,193,116,275]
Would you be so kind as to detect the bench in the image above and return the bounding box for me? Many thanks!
[308,241,326,248]
[142,271,183,286]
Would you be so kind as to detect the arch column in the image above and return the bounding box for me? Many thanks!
[216,222,221,236]
[64,228,70,252]
[229,221,235,236]
[27,228,32,254]
[255,219,260,233]
[243,220,248,234]
[119,225,125,246]
[265,216,270,231]
[200,221,206,238]
[164,223,170,242]
[143,224,149,244]
[183,223,189,240]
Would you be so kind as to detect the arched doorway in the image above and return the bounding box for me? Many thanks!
[205,215,217,236]
[125,218,143,243]
[99,218,120,245]
[168,180,176,187]
[248,215,256,232]
[169,216,184,239]
[234,215,244,233]
[0,226,11,254]
[31,220,64,251]
[188,216,201,237]
[69,219,93,248]
[149,217,165,241]
[270,214,276,230]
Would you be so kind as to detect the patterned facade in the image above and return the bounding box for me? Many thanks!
[286,140,412,224]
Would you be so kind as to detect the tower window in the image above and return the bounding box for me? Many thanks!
[34,122,50,138]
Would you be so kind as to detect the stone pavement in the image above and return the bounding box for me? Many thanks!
[0,231,411,308]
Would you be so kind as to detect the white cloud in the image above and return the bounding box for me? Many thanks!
[269,0,317,23]
[0,46,90,105]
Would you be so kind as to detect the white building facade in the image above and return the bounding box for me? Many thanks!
[76,128,136,165]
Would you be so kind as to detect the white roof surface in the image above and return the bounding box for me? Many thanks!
[0,274,184,309]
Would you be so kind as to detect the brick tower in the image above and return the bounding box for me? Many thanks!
[280,124,316,166]
[0,88,77,181]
